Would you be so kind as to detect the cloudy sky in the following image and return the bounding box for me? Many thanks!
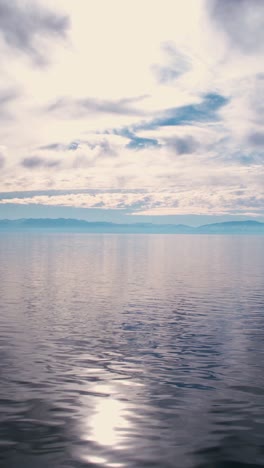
[0,0,264,225]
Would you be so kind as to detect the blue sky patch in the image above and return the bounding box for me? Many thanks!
[137,93,229,131]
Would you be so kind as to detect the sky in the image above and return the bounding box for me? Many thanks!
[0,0,264,225]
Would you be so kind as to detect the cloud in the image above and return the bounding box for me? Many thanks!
[152,41,191,84]
[17,135,121,176]
[0,0,69,64]
[0,154,5,169]
[38,141,80,152]
[126,135,159,150]
[39,143,64,151]
[0,1,263,221]
[136,93,228,130]
[47,95,148,118]
[21,156,61,169]
[166,136,198,154]
[109,93,228,149]
[209,0,264,53]
[107,126,159,150]
[0,88,20,120]
[0,88,18,105]
[229,152,264,166]
[1,187,264,217]
[68,141,79,151]
[88,139,117,158]
[0,145,8,169]
[248,133,264,147]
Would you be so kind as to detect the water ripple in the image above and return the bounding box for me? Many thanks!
[0,233,264,467]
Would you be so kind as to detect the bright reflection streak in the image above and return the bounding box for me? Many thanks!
[79,380,136,466]
[90,394,129,447]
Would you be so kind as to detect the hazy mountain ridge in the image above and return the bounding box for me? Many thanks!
[0,218,264,234]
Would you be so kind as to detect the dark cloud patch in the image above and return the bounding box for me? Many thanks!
[39,143,63,151]
[167,136,198,154]
[0,88,18,106]
[21,156,60,169]
[152,42,191,84]
[209,0,264,53]
[0,0,69,64]
[248,133,264,147]
[84,139,117,158]
[47,95,148,118]
[95,139,117,157]
[39,141,81,151]
[68,141,79,151]
[38,138,117,157]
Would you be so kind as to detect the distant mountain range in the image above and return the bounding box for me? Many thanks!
[0,218,264,234]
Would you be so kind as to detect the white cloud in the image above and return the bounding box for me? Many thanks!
[0,0,263,218]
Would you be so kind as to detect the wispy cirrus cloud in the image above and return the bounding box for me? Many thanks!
[151,41,191,84]
[47,95,148,118]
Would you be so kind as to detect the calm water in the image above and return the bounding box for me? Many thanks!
[0,233,264,468]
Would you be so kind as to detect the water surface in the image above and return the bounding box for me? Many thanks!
[0,233,264,467]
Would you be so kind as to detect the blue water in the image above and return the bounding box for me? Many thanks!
[0,233,264,467]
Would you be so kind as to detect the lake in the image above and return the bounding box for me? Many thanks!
[0,233,264,467]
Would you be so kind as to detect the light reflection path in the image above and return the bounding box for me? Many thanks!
[77,375,143,467]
